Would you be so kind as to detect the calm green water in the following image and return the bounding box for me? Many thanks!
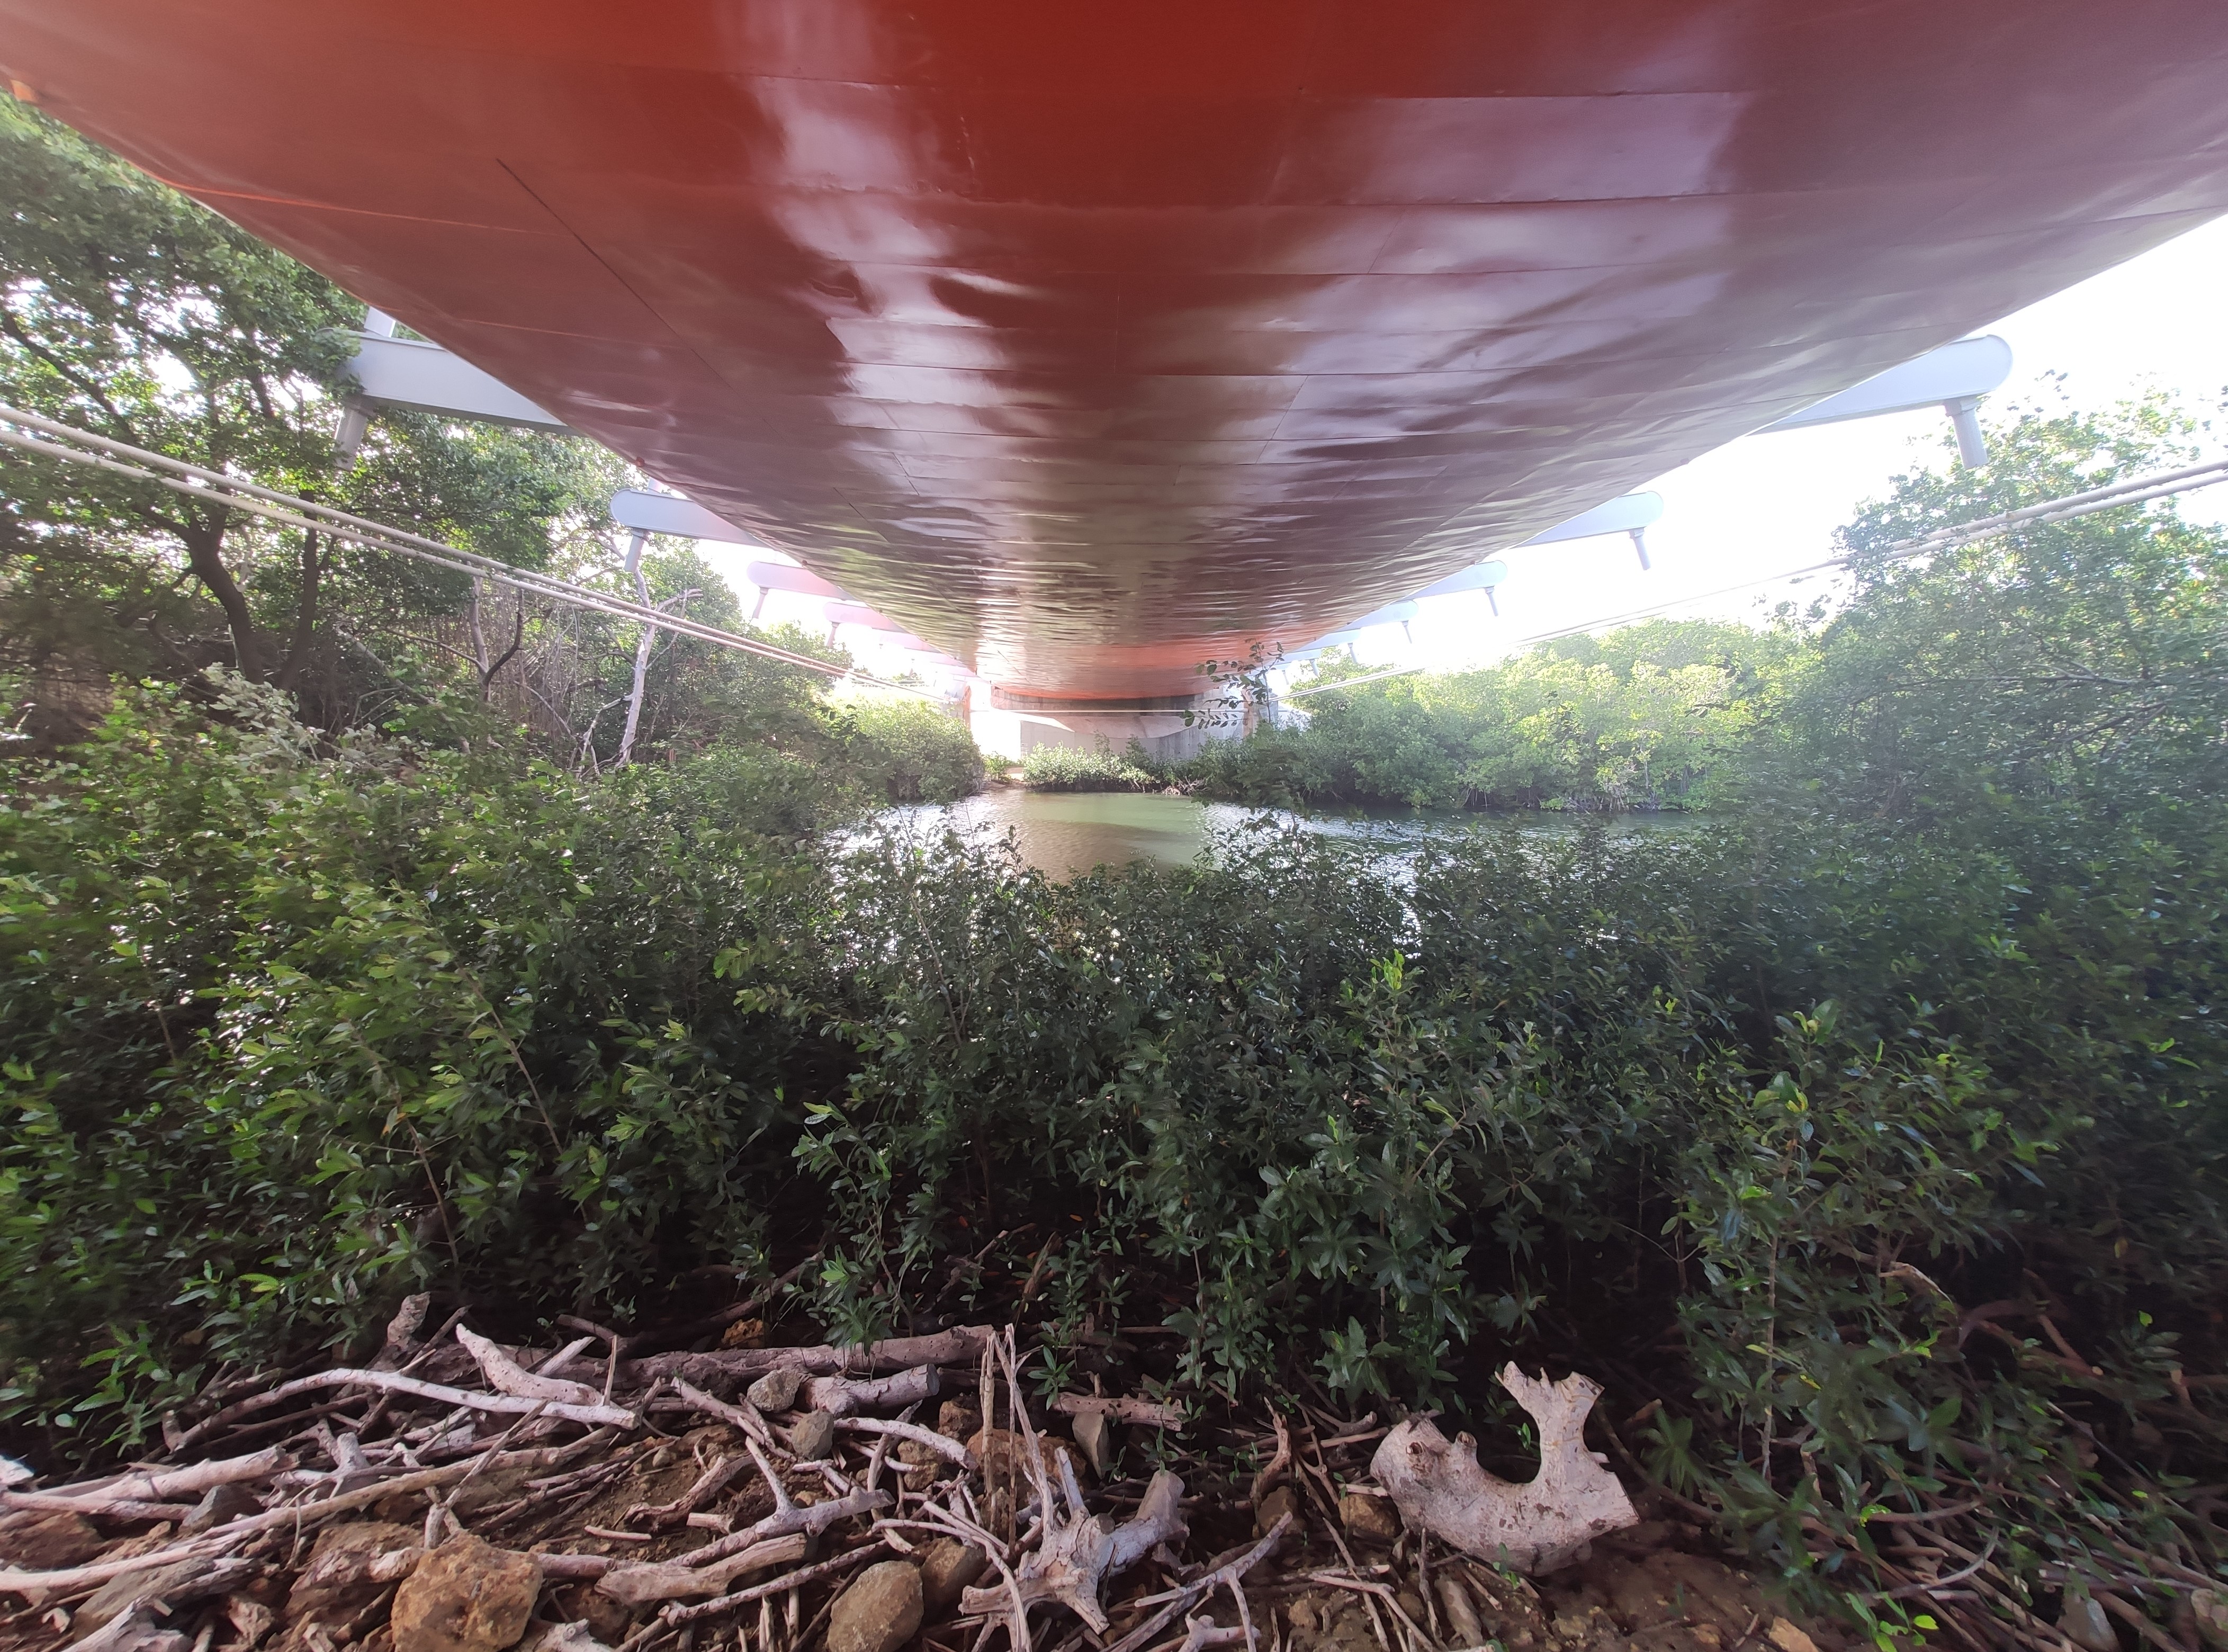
[877,787,1692,879]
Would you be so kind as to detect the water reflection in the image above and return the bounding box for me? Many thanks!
[871,787,1692,879]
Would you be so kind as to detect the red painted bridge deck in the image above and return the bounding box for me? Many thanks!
[5,2,2226,695]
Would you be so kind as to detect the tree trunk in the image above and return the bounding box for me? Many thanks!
[181,511,261,681]
[479,590,525,700]
[271,528,320,692]
[616,533,655,766]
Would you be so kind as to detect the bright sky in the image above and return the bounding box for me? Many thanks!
[697,212,2228,686]
[1366,213,2228,675]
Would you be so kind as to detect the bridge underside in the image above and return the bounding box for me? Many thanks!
[6,2,2228,697]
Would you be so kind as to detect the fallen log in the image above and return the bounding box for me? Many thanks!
[625,1326,993,1388]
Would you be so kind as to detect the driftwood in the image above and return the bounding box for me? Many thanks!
[667,1379,783,1453]
[596,1534,810,1605]
[1369,1364,1637,1573]
[48,1449,292,1505]
[457,1327,606,1408]
[832,1416,975,1468]
[0,1459,484,1600]
[801,1364,940,1416]
[676,1450,890,1573]
[172,1367,634,1449]
[626,1325,993,1388]
[1053,1394,1185,1431]
[1101,1513,1292,1652]
[1,1492,199,1522]
[626,1452,750,1530]
[661,1539,892,1627]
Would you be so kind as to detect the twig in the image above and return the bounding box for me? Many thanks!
[1106,1515,1291,1652]
[1251,1412,1291,1509]
[1883,1535,2000,1601]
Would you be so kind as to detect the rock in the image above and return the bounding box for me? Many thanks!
[391,1533,540,1652]
[222,1595,275,1652]
[917,1538,986,1612]
[2061,1596,2117,1652]
[1765,1623,1818,1652]
[578,1588,634,1646]
[1437,1576,1485,1647]
[1338,1491,1399,1543]
[748,1367,806,1412]
[787,1410,837,1460]
[895,1436,941,1477]
[828,1561,923,1652]
[283,1522,423,1627]
[2195,1590,2228,1651]
[0,1510,106,1569]
[968,1427,1072,1487]
[1256,1484,1301,1541]
[181,1481,262,1536]
[1072,1412,1113,1476]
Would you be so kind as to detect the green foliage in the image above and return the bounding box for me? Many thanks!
[828,698,985,804]
[1019,742,1160,792]
[0,100,634,740]
[1184,620,1784,811]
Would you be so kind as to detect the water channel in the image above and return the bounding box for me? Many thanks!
[878,786,1687,879]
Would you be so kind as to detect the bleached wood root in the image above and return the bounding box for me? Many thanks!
[957,1463,1187,1631]
[1368,1365,1637,1574]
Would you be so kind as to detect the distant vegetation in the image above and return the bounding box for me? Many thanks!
[1177,617,1782,811]
[1019,742,1162,792]
[10,95,2228,1639]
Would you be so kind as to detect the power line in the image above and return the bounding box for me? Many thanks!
[1284,453,2228,700]
[0,402,944,699]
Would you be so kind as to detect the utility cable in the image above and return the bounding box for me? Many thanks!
[0,402,944,699]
